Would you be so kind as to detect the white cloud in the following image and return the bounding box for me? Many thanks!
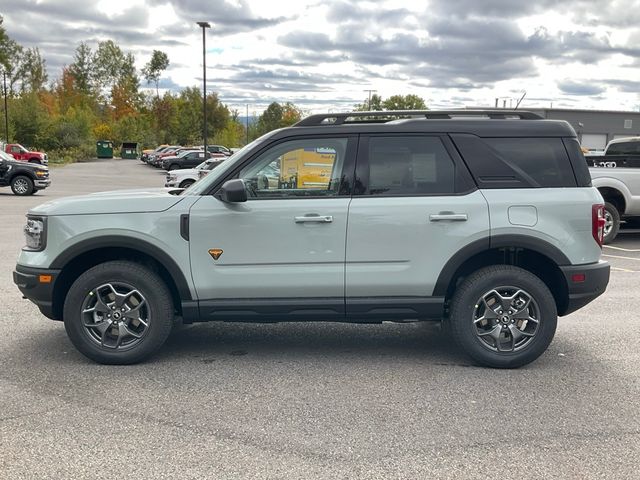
[2,0,639,113]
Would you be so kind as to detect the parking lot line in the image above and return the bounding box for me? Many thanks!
[604,245,640,252]
[602,253,640,261]
[611,266,637,272]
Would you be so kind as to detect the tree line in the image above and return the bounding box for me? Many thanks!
[0,17,426,162]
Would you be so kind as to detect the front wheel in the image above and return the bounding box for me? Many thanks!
[63,261,174,364]
[179,179,195,189]
[11,175,34,195]
[168,164,180,171]
[449,265,557,368]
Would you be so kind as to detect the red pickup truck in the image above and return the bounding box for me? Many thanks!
[3,143,48,165]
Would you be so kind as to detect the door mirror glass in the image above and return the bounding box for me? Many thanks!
[218,179,247,203]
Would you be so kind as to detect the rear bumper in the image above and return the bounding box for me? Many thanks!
[560,260,610,316]
[13,265,61,320]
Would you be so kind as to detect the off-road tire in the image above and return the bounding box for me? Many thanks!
[63,261,174,365]
[449,265,557,368]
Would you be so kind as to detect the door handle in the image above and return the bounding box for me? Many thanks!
[429,213,468,222]
[294,215,333,223]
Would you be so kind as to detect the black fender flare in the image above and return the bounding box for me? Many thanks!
[50,235,193,300]
[433,235,570,297]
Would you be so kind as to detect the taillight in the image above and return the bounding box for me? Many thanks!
[592,204,605,247]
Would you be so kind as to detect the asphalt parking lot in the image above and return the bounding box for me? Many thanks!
[1,159,639,479]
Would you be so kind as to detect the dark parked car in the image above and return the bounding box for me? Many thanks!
[0,150,50,195]
[162,150,211,170]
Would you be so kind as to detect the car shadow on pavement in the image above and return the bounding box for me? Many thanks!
[158,321,475,367]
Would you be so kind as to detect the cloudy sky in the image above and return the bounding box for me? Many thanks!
[3,0,640,114]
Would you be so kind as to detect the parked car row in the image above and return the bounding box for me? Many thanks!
[141,144,231,169]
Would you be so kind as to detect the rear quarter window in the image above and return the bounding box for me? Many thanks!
[484,138,576,187]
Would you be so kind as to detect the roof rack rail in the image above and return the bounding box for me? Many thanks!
[294,109,543,127]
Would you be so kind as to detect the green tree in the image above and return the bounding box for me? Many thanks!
[382,94,426,110]
[0,16,24,95]
[15,47,48,93]
[68,42,94,95]
[142,50,169,98]
[10,92,47,146]
[354,93,383,111]
[256,102,302,136]
[91,40,140,105]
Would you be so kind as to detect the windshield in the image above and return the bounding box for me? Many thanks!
[184,135,271,196]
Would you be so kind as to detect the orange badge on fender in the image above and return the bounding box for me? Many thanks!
[208,248,223,260]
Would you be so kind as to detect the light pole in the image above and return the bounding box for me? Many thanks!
[245,104,249,145]
[196,22,211,153]
[1,67,8,143]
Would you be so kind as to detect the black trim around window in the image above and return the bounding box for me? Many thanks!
[204,134,359,199]
[353,133,477,197]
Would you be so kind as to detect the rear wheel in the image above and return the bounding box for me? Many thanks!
[449,265,557,368]
[11,175,34,195]
[603,202,620,244]
[63,261,174,364]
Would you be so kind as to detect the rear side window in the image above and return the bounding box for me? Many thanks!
[483,138,575,187]
[361,136,455,195]
[607,141,640,155]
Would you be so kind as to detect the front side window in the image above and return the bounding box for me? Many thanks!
[238,138,348,198]
[362,136,456,195]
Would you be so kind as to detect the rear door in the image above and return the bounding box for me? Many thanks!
[345,134,489,319]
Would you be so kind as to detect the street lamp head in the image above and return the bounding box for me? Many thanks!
[197,21,211,28]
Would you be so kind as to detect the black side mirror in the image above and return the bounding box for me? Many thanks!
[218,179,247,203]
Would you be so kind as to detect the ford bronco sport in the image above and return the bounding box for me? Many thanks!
[14,110,610,367]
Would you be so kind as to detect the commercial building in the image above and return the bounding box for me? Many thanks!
[527,108,640,152]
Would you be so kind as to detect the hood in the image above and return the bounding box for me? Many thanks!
[6,158,47,170]
[29,188,185,216]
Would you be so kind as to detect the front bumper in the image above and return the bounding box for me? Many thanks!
[560,260,610,315]
[35,178,51,189]
[13,265,61,320]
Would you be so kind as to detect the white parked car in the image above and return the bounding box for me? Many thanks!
[165,158,225,189]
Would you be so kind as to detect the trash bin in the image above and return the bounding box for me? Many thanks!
[121,142,139,159]
[96,140,113,159]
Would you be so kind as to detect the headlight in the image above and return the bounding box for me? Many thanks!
[24,217,46,251]
[167,174,176,181]
[35,169,48,177]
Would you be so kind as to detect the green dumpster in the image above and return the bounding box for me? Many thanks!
[121,142,139,159]
[96,140,113,159]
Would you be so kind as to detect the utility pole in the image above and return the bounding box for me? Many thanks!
[196,22,211,153]
[1,68,8,143]
[364,89,377,110]
[245,104,249,145]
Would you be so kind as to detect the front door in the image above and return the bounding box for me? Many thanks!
[188,136,357,320]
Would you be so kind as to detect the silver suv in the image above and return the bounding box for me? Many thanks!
[13,110,610,367]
